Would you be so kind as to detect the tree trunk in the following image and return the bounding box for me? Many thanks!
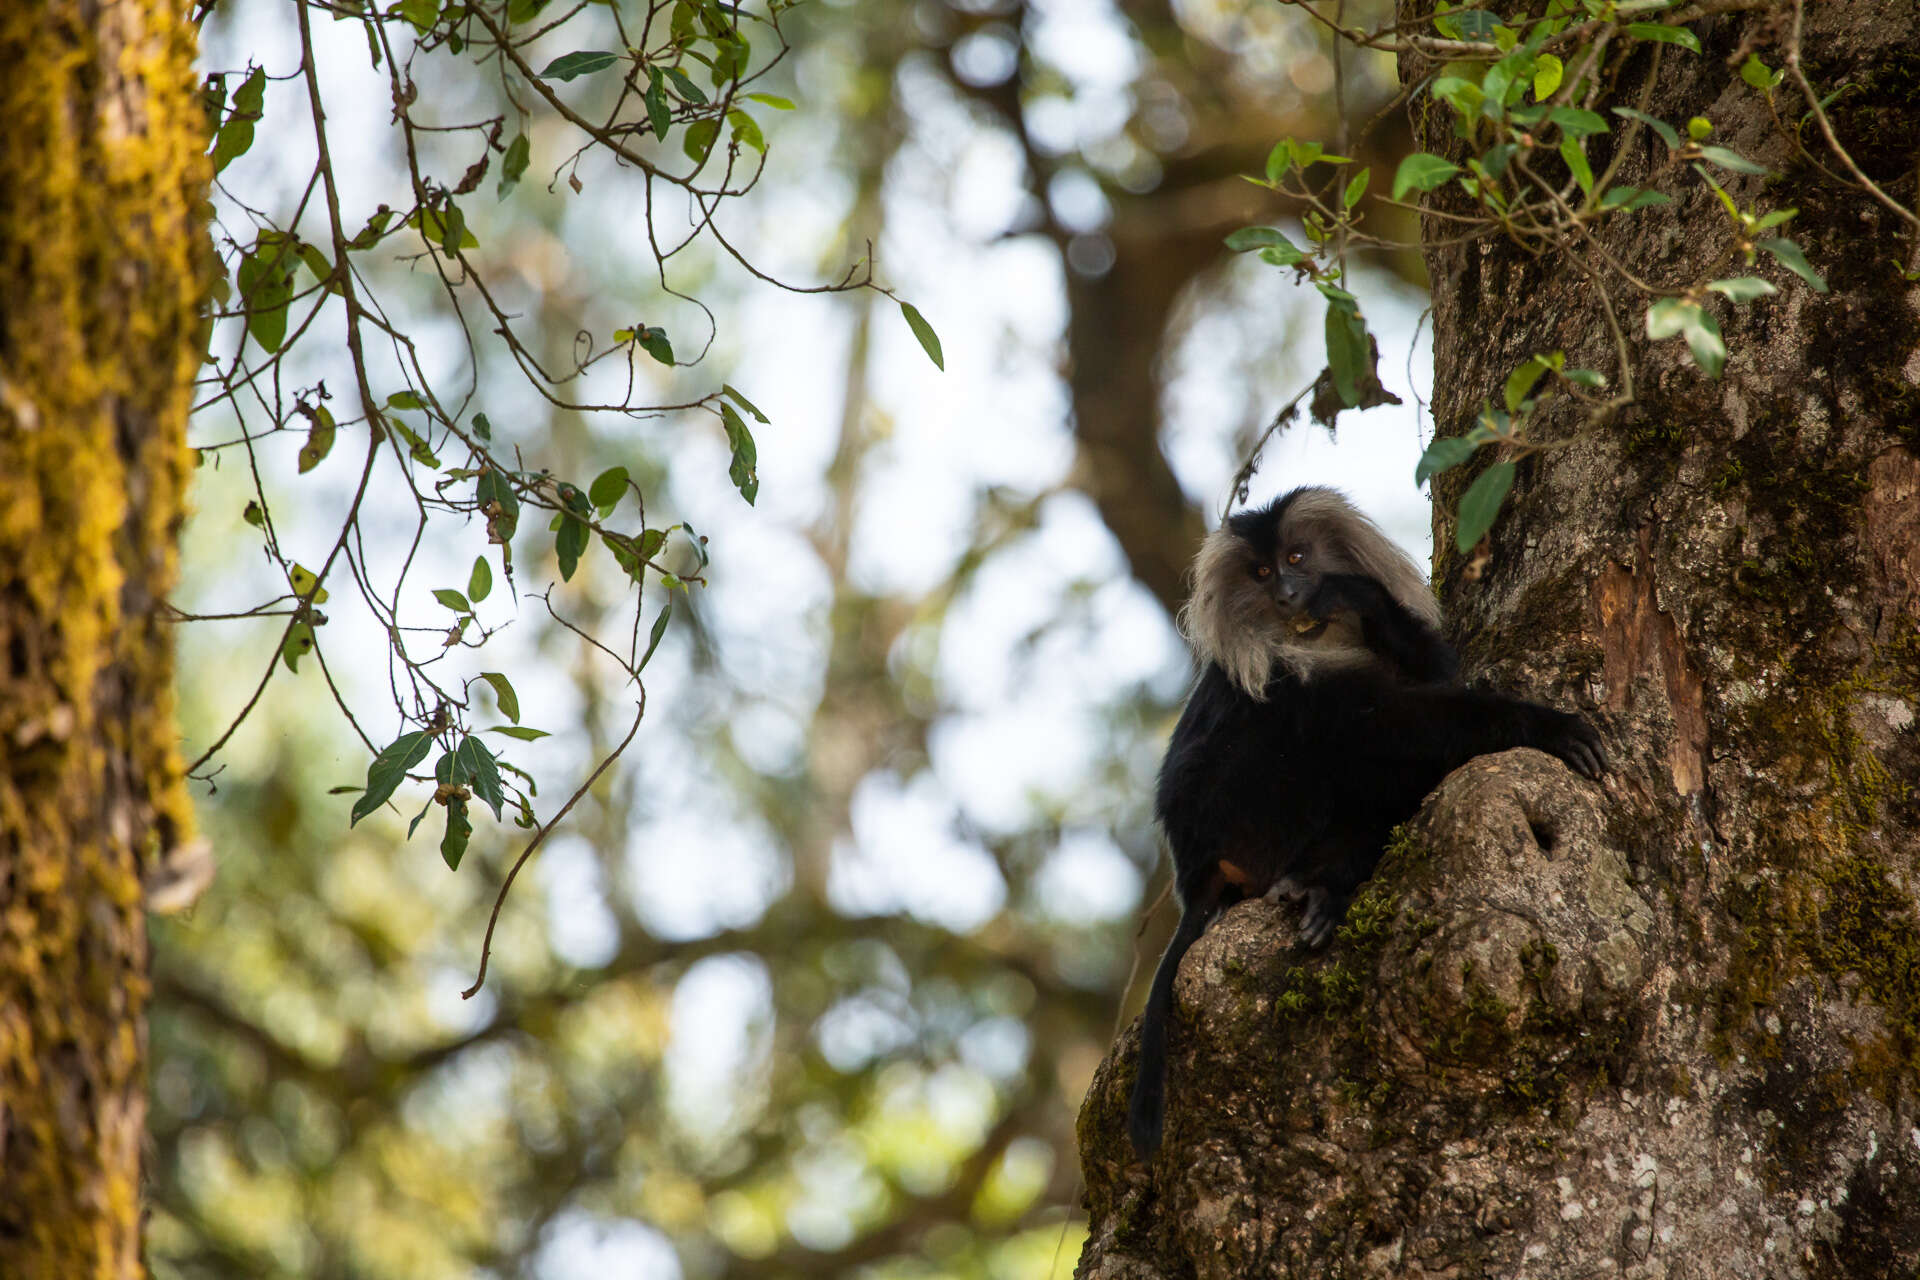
[1076,5,1920,1277]
[0,1,203,1272]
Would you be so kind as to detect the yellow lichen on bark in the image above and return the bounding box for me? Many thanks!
[0,0,205,1274]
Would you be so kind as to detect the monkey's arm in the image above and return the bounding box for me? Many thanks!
[1306,573,1459,683]
[1321,681,1608,779]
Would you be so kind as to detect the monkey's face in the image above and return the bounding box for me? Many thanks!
[1181,487,1433,696]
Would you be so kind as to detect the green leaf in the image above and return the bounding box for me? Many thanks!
[1612,107,1680,149]
[1598,186,1672,211]
[211,67,266,174]
[1740,54,1783,91]
[440,204,468,256]
[237,239,296,354]
[1343,168,1370,210]
[386,390,426,410]
[1264,140,1291,185]
[1532,53,1563,100]
[440,797,472,870]
[476,468,519,538]
[1563,368,1607,388]
[556,515,589,580]
[1560,138,1594,195]
[644,69,672,139]
[390,419,440,469]
[1415,436,1478,486]
[399,0,438,32]
[721,403,759,505]
[682,117,719,163]
[1682,308,1725,378]
[350,730,435,826]
[468,555,493,602]
[722,383,768,423]
[297,242,335,293]
[298,405,336,473]
[1756,238,1827,292]
[900,301,944,371]
[1454,461,1516,553]
[1430,76,1485,119]
[1624,22,1701,53]
[454,734,506,820]
[1391,153,1462,201]
[472,412,492,442]
[288,563,330,604]
[1224,225,1297,253]
[1548,106,1609,138]
[1706,276,1777,303]
[1646,298,1725,377]
[280,621,315,673]
[1505,357,1551,412]
[412,207,478,249]
[745,92,795,110]
[349,207,395,250]
[540,50,620,81]
[1687,116,1713,142]
[1449,8,1502,39]
[433,588,471,613]
[498,133,530,199]
[640,601,672,671]
[488,725,551,741]
[1697,145,1770,176]
[1645,298,1689,343]
[663,66,709,104]
[1321,292,1369,409]
[727,109,766,154]
[636,326,674,365]
[590,466,630,513]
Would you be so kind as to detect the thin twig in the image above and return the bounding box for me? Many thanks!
[1784,0,1920,229]
[462,697,646,999]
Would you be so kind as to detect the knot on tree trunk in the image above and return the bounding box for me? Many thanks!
[1369,749,1652,1088]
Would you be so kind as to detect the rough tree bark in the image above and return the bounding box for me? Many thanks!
[1077,5,1920,1277]
[0,1,203,1273]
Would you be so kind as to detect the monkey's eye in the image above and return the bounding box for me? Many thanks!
[1252,564,1272,580]
[1285,550,1305,566]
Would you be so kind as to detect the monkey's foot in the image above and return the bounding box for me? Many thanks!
[1296,887,1343,949]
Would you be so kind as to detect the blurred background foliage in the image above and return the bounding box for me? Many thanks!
[153,0,1426,1275]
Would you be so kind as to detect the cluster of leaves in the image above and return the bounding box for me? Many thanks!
[1217,0,1831,548]
[189,1,938,911]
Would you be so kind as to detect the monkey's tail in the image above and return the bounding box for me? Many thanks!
[1127,899,1217,1160]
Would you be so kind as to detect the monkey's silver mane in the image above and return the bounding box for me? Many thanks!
[1179,487,1438,699]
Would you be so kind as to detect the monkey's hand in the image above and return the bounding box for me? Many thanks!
[1302,572,1392,623]
[1529,709,1608,780]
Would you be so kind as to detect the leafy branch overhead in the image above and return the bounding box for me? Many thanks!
[188,0,943,988]
[1219,0,1848,551]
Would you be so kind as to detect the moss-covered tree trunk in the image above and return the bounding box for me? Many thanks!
[0,1,203,1272]
[1076,5,1920,1277]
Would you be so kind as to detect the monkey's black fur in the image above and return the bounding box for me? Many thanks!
[1127,489,1605,1160]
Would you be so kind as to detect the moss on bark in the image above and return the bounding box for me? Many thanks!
[0,1,205,1272]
